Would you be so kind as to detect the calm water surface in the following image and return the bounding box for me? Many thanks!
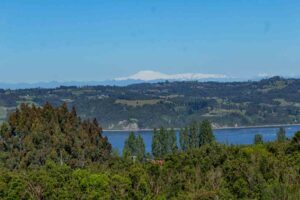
[103,125,300,153]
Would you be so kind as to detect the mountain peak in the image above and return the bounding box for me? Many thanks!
[115,70,227,81]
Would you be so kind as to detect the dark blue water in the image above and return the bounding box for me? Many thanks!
[103,125,300,153]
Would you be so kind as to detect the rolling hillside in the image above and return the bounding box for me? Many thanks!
[0,76,300,129]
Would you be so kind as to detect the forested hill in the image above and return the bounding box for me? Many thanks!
[0,76,300,129]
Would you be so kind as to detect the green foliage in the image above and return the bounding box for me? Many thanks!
[292,131,300,144]
[152,127,178,159]
[179,120,215,150]
[0,137,299,199]
[0,103,111,169]
[254,134,263,145]
[1,77,300,129]
[179,127,189,151]
[0,102,300,199]
[71,169,110,199]
[199,120,215,146]
[287,131,300,153]
[189,122,198,149]
[123,132,146,161]
[152,128,161,159]
[277,127,286,143]
[168,128,178,153]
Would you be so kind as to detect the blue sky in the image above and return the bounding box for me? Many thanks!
[0,0,300,82]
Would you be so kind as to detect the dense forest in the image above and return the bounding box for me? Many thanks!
[1,76,300,129]
[0,103,300,199]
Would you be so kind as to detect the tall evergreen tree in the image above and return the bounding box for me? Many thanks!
[179,120,214,151]
[189,122,198,149]
[136,134,146,160]
[199,120,215,146]
[277,127,286,143]
[123,132,136,159]
[152,127,178,159]
[152,128,161,158]
[168,128,178,153]
[123,132,145,161]
[254,134,263,145]
[160,127,168,156]
[179,127,189,151]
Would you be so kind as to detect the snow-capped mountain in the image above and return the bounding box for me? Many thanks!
[0,71,257,89]
[115,70,227,81]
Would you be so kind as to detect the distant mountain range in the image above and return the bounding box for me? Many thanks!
[115,70,229,81]
[0,70,257,89]
[0,80,144,90]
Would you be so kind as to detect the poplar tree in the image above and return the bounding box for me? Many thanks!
[169,128,178,153]
[160,127,168,156]
[152,128,162,158]
[123,132,145,161]
[277,127,286,143]
[123,132,136,159]
[136,134,146,160]
[179,120,215,151]
[199,120,215,146]
[152,127,178,159]
[254,134,263,145]
[180,127,189,151]
[189,122,198,149]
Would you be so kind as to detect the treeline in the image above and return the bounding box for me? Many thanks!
[123,121,290,162]
[123,120,215,161]
[254,127,287,145]
[1,134,300,199]
[0,103,300,199]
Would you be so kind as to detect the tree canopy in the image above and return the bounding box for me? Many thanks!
[1,134,300,199]
[254,134,263,145]
[152,127,178,159]
[179,120,215,151]
[0,103,111,169]
[0,103,299,199]
[277,127,286,143]
[123,132,145,161]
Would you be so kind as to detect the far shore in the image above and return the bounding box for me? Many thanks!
[103,123,300,132]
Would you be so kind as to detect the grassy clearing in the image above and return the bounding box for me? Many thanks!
[273,98,300,107]
[115,99,161,107]
[71,89,96,96]
[202,108,245,117]
[259,80,287,92]
[0,106,7,121]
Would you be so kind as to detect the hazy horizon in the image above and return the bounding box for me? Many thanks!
[0,70,281,84]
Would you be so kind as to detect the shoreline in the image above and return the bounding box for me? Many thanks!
[103,123,300,132]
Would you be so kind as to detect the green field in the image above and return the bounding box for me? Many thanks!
[115,99,161,107]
